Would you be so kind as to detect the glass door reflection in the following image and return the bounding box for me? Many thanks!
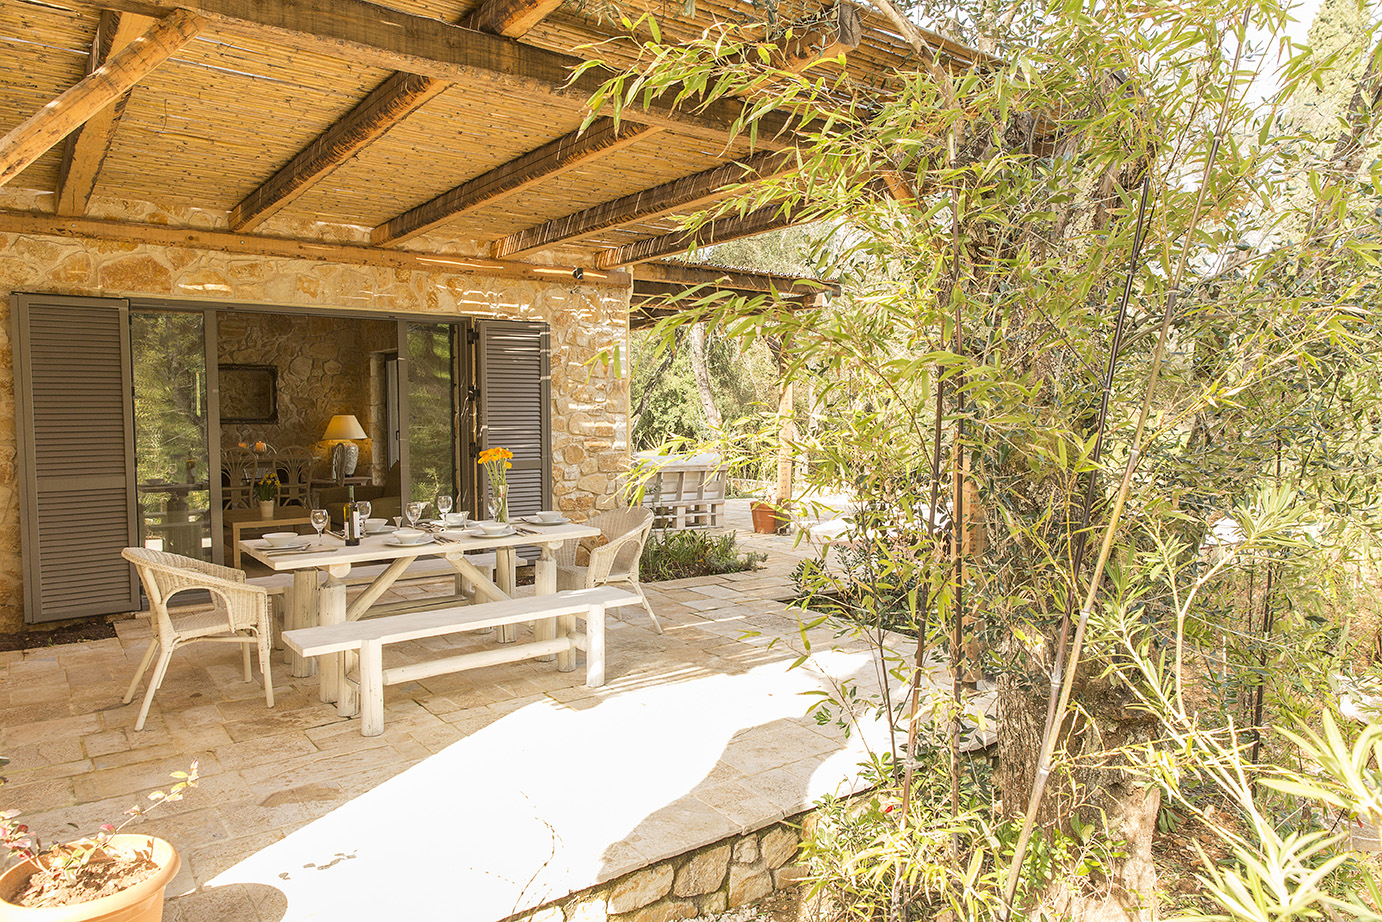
[131,310,212,560]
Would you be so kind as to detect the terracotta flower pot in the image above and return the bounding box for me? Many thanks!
[0,835,180,922]
[751,501,786,534]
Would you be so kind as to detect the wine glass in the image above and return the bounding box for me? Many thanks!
[310,508,329,545]
[357,499,372,526]
[436,494,453,520]
[405,501,424,529]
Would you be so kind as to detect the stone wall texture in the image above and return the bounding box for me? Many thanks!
[500,817,807,922]
[0,230,631,631]
[217,312,397,478]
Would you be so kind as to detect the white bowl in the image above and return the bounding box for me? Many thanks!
[263,532,299,547]
[365,517,387,528]
[444,511,471,526]
[534,510,564,523]
[476,520,509,536]
[392,528,426,544]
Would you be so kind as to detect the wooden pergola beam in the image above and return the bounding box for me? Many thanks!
[0,210,632,288]
[55,11,152,216]
[62,0,794,143]
[491,149,796,259]
[229,72,447,231]
[0,10,204,189]
[636,260,838,297]
[372,118,656,247]
[229,0,566,232]
[463,0,565,38]
[777,4,862,73]
[592,203,805,269]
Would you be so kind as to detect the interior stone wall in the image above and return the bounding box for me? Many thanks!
[216,312,395,480]
[0,231,631,632]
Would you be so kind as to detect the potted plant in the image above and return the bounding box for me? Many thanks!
[253,473,279,519]
[0,759,197,920]
[750,492,788,534]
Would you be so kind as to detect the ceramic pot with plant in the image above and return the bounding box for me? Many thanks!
[254,473,279,518]
[0,759,197,921]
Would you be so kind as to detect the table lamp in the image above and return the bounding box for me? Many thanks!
[322,414,367,485]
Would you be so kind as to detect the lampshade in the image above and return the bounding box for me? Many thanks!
[321,414,367,441]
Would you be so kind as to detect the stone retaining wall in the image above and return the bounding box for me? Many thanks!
[504,817,811,922]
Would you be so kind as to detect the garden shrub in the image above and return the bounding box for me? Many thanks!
[639,529,766,581]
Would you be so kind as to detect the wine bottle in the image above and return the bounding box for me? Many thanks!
[345,485,361,546]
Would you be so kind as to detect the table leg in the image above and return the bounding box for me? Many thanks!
[320,572,347,708]
[496,546,518,643]
[288,570,318,677]
[535,544,557,663]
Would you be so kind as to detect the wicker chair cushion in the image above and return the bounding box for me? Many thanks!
[574,534,609,566]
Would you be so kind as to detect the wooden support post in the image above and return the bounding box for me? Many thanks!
[773,334,796,508]
[0,10,204,188]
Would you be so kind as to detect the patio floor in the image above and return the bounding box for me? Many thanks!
[0,519,979,922]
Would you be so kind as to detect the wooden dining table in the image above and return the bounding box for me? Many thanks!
[239,520,600,705]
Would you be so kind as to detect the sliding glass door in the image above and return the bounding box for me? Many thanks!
[404,322,460,510]
[130,309,214,561]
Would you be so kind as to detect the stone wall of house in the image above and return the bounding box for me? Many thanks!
[0,229,631,631]
[500,816,809,922]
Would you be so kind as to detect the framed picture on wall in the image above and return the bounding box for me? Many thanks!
[219,364,278,423]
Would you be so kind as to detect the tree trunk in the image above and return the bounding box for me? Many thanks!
[999,664,1161,920]
[688,322,722,432]
[773,335,795,503]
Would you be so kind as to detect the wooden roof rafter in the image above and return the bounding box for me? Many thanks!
[228,0,570,232]
[491,148,797,259]
[371,117,657,247]
[630,261,835,330]
[593,202,806,268]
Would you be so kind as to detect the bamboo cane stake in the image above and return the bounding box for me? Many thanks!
[996,12,1248,913]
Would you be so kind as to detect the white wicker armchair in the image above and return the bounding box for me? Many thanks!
[555,507,660,633]
[121,548,275,731]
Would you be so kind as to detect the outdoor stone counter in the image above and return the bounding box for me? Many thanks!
[0,195,633,631]
[503,817,809,922]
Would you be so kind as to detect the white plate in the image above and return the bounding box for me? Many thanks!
[465,525,516,538]
[365,524,397,535]
[385,535,434,547]
[520,515,570,526]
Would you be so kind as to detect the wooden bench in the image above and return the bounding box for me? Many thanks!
[249,553,501,660]
[282,586,640,736]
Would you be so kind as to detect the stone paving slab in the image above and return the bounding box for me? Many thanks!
[0,526,981,922]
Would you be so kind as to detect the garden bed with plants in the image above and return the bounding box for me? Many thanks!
[639,530,766,582]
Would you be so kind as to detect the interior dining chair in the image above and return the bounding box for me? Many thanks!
[121,547,275,731]
[554,506,661,633]
[273,446,314,508]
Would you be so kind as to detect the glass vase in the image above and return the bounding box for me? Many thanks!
[489,482,509,524]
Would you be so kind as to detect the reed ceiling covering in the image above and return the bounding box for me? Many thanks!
[0,0,982,277]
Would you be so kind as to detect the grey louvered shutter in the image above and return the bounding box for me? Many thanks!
[476,320,551,560]
[13,294,140,622]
